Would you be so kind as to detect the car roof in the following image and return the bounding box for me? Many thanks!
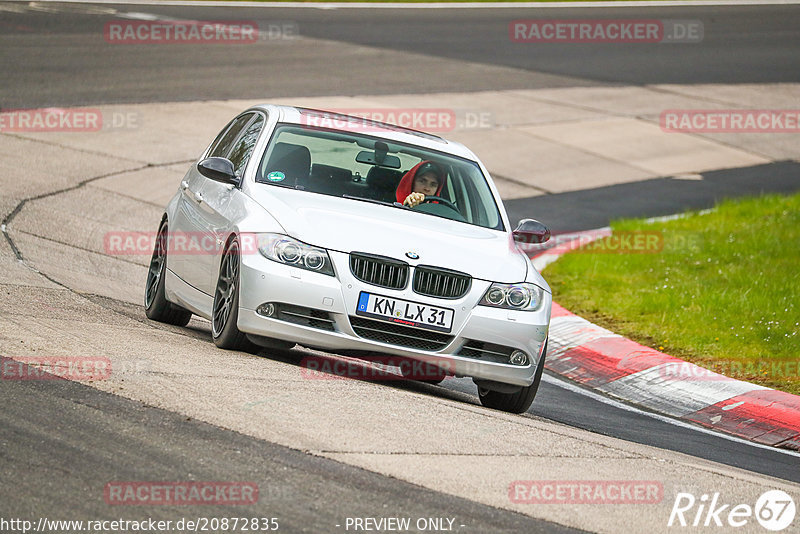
[247,104,480,162]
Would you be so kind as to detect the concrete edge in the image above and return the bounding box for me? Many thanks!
[528,231,800,451]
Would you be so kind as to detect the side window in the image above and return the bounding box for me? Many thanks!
[228,114,265,176]
[209,113,254,159]
[207,118,235,156]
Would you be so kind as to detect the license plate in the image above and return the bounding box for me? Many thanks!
[356,292,454,333]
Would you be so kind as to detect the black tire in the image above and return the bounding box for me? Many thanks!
[478,341,547,414]
[144,219,192,326]
[212,237,258,352]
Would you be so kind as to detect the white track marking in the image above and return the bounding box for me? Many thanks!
[541,373,800,457]
[643,208,714,224]
[598,363,767,417]
[548,315,621,357]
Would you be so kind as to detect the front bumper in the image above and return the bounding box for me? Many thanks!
[237,250,550,387]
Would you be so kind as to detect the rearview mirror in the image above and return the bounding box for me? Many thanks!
[513,219,551,244]
[197,157,240,186]
[356,150,401,169]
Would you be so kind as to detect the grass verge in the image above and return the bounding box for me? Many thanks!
[543,192,800,395]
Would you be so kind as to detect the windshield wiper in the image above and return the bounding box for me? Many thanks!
[342,194,408,209]
[258,181,305,190]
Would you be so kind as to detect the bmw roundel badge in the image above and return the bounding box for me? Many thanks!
[405,251,419,260]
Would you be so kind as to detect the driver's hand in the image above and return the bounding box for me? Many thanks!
[404,192,425,208]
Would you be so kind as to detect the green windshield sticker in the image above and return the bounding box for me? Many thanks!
[266,171,285,182]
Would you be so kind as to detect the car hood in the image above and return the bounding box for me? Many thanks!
[249,187,529,283]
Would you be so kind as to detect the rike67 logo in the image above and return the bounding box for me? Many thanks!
[669,490,795,531]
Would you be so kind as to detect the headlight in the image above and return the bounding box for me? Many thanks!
[479,283,544,311]
[257,234,335,276]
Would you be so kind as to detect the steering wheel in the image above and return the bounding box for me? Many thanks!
[418,196,458,212]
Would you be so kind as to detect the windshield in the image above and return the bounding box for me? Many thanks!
[256,124,504,231]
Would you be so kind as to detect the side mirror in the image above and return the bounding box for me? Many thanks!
[513,218,551,244]
[197,157,240,186]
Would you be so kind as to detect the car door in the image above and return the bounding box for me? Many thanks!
[200,112,266,293]
[171,113,255,294]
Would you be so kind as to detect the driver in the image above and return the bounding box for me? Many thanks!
[395,161,444,208]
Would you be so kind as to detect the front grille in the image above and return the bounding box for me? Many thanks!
[458,340,515,364]
[350,253,409,290]
[413,266,471,299]
[349,316,453,351]
[274,303,335,331]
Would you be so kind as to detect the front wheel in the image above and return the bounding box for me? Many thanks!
[144,220,192,326]
[478,341,547,414]
[212,237,258,352]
